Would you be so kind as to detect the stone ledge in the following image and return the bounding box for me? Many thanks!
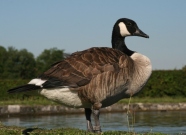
[0,103,186,116]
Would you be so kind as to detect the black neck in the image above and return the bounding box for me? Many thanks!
[111,36,134,56]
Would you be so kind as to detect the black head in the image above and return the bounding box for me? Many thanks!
[112,18,149,38]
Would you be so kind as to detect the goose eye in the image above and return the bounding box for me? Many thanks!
[126,22,132,26]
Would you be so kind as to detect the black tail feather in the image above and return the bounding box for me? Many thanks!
[8,84,41,93]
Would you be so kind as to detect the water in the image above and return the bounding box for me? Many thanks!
[1,111,186,134]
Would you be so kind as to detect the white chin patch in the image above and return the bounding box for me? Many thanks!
[28,78,46,87]
[118,22,130,36]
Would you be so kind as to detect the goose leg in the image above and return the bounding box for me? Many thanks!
[92,109,102,133]
[84,108,94,132]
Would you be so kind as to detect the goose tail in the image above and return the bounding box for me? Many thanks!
[8,84,41,93]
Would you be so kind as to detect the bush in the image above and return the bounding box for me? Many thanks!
[137,70,186,97]
[0,79,29,100]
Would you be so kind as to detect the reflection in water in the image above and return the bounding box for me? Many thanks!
[0,111,186,134]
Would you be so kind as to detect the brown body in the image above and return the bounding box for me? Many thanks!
[38,47,151,109]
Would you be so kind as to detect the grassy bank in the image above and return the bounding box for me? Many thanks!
[0,123,165,135]
[0,97,185,106]
[119,97,186,104]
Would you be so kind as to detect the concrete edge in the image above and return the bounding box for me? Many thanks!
[0,103,186,116]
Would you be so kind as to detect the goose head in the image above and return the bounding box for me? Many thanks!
[112,18,149,55]
[112,18,149,38]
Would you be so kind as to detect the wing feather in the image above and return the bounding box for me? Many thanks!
[39,47,132,88]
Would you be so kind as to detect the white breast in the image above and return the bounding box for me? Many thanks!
[127,52,152,95]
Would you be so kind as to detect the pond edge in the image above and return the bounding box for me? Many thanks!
[0,103,186,116]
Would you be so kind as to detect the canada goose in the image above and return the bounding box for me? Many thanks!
[8,18,152,133]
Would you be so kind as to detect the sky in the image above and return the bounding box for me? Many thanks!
[0,0,186,70]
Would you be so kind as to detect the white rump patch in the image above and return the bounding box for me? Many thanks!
[118,22,130,36]
[28,78,46,87]
[40,88,91,108]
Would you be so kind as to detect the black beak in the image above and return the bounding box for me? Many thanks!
[133,28,149,38]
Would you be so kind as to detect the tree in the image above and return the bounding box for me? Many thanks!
[17,49,36,78]
[182,65,186,72]
[36,48,64,75]
[0,46,8,78]
[0,46,65,79]
[2,47,36,79]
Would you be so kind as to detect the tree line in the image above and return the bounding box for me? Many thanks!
[0,46,65,79]
[0,45,186,98]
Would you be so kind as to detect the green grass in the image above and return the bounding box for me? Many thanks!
[0,123,166,135]
[0,97,185,106]
[0,97,57,106]
[118,97,186,104]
